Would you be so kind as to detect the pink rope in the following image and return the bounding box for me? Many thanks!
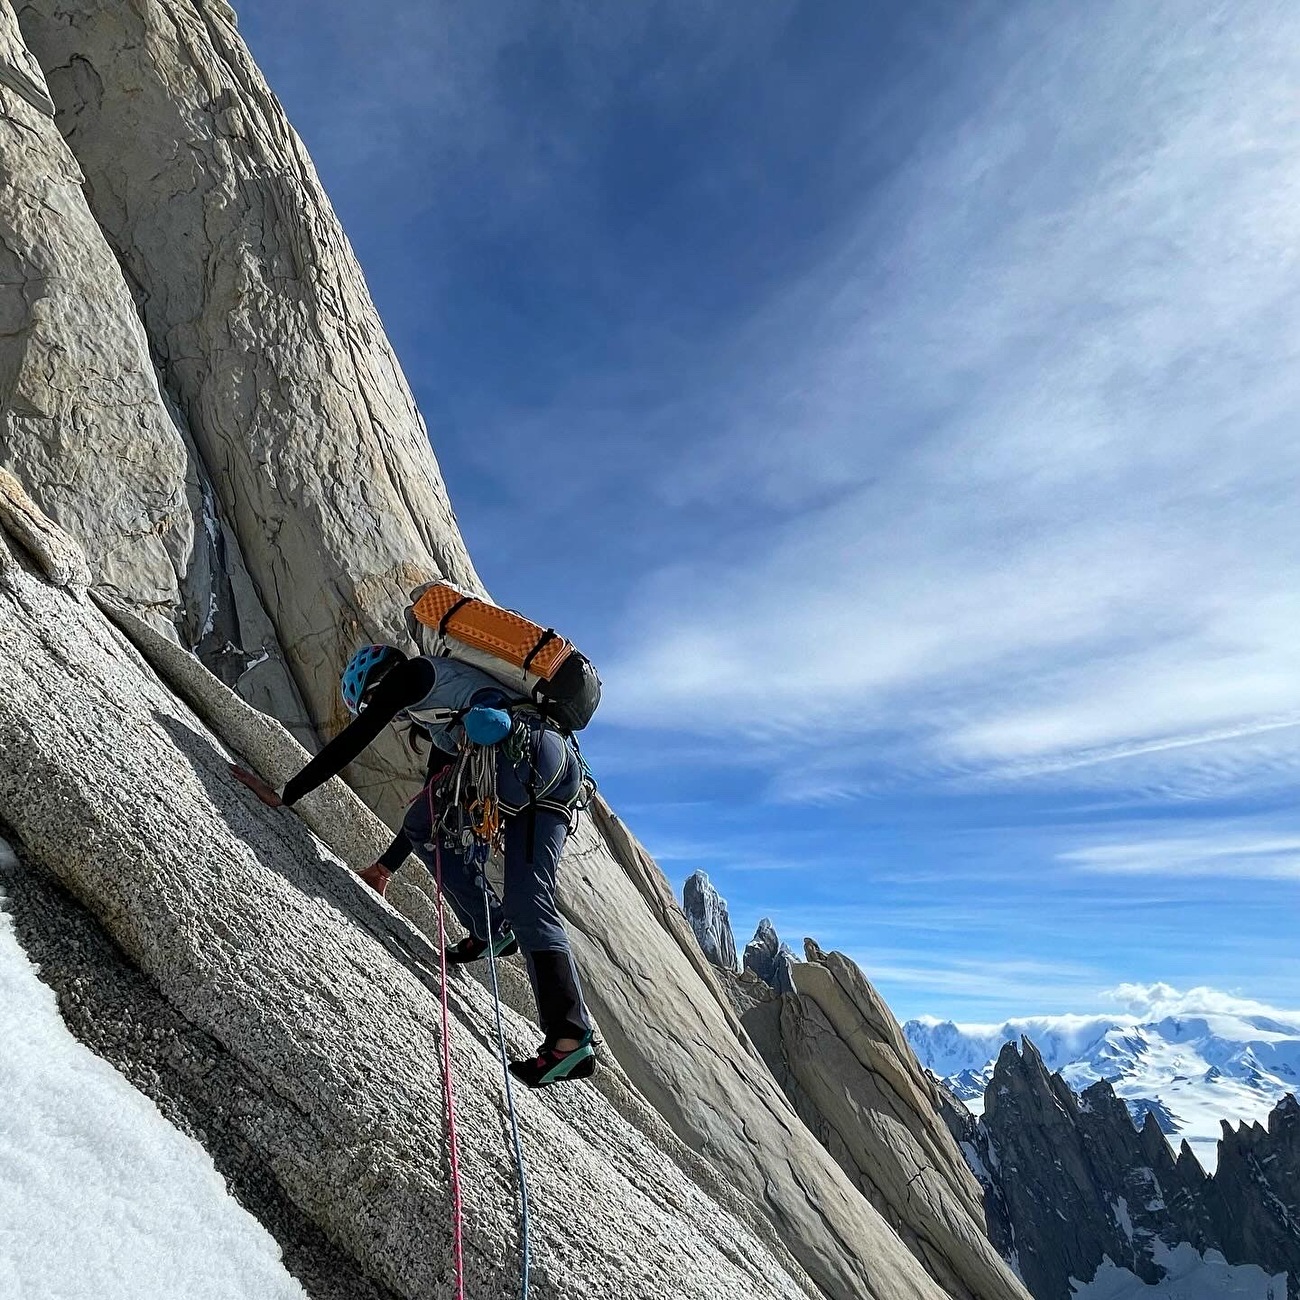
[431,784,466,1300]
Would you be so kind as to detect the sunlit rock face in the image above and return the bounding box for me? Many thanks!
[718,923,1030,1300]
[0,2,311,742]
[0,2,188,618]
[17,0,480,818]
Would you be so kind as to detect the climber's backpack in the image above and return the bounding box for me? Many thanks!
[404,582,602,733]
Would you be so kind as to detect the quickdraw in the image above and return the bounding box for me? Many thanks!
[428,736,506,864]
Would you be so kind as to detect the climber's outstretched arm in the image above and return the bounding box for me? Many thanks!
[231,657,437,808]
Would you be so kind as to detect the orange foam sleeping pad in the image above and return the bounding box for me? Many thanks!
[411,584,574,682]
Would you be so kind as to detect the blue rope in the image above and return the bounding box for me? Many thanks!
[481,868,531,1299]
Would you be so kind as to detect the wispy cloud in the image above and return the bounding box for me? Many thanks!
[1062,826,1300,880]
[601,0,1300,804]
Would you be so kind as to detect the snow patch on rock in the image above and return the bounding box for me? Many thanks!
[1069,1241,1288,1299]
[0,883,306,1300]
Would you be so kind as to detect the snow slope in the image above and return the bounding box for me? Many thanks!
[0,842,306,1300]
[1069,1241,1288,1300]
[905,992,1300,1170]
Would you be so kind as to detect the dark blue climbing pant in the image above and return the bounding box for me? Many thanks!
[400,747,592,1044]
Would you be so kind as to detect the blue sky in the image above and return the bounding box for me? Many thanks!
[234,0,1300,1022]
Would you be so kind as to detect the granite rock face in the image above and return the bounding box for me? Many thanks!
[0,515,828,1300]
[722,936,1030,1300]
[946,1038,1299,1300]
[0,1,312,741]
[0,1,190,617]
[682,870,739,971]
[18,0,480,817]
[786,942,1022,1300]
[0,839,400,1300]
[0,468,90,589]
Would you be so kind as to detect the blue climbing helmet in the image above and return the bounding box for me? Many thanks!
[341,644,406,716]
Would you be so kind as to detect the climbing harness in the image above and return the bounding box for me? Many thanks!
[425,742,533,1300]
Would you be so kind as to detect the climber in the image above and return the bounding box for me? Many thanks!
[231,644,596,1089]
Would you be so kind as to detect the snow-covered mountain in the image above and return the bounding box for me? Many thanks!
[905,992,1300,1170]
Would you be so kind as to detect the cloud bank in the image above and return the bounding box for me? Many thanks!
[1103,981,1300,1024]
[912,981,1300,1035]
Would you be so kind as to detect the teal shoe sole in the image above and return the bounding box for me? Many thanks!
[446,933,519,965]
[539,1043,596,1085]
[488,933,520,959]
[509,1043,597,1088]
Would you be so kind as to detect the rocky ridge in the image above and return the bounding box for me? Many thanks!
[682,869,738,971]
[906,1005,1300,1170]
[1210,1094,1300,1288]
[744,916,800,995]
[683,884,1028,1300]
[940,1037,1299,1300]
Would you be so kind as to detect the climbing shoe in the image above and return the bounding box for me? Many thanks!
[445,930,519,965]
[508,1032,597,1088]
[358,862,392,897]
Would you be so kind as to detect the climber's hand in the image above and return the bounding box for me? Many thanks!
[358,862,391,896]
[230,764,283,807]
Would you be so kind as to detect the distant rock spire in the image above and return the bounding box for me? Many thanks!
[681,870,738,972]
[743,918,799,994]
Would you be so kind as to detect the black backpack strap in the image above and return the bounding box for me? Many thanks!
[404,604,422,647]
[522,627,559,675]
[438,595,474,636]
[524,738,538,865]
